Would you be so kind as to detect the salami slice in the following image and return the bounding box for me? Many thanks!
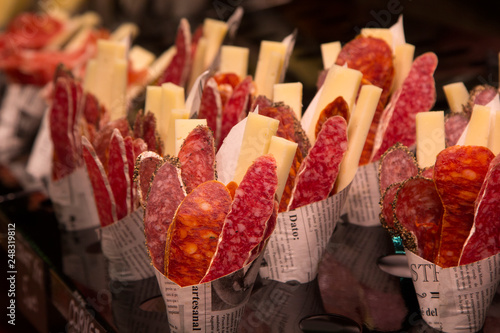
[165,181,232,286]
[434,145,494,267]
[157,18,191,87]
[219,76,253,148]
[459,154,500,265]
[124,136,136,212]
[251,95,273,111]
[393,177,443,262]
[198,77,223,147]
[463,85,497,117]
[92,117,131,170]
[421,166,434,180]
[132,137,147,159]
[288,116,348,210]
[82,136,117,227]
[108,129,130,220]
[82,92,101,128]
[143,158,186,273]
[178,125,216,193]
[378,143,418,195]
[371,53,438,162]
[379,182,399,232]
[315,96,349,139]
[445,112,468,147]
[200,154,278,283]
[248,200,279,263]
[134,151,163,208]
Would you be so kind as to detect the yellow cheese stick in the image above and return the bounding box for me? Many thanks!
[320,41,341,70]
[109,59,128,120]
[308,65,362,143]
[175,119,207,156]
[392,43,414,93]
[233,113,279,184]
[335,85,381,192]
[83,59,97,94]
[488,111,500,155]
[443,82,469,113]
[254,41,287,99]
[203,18,228,69]
[219,45,249,79]
[464,105,491,147]
[164,109,189,156]
[145,86,162,116]
[273,82,303,120]
[187,37,207,91]
[129,45,156,71]
[159,83,185,148]
[415,111,445,168]
[267,136,298,201]
[110,23,139,42]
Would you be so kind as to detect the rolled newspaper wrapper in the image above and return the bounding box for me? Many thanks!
[406,250,500,332]
[154,253,264,333]
[100,207,155,281]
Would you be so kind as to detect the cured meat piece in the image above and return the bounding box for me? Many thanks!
[371,53,438,162]
[421,166,434,179]
[92,117,131,170]
[379,183,399,232]
[248,200,279,263]
[178,125,216,193]
[134,110,163,155]
[132,110,144,140]
[190,25,203,61]
[143,158,186,272]
[288,116,348,210]
[200,155,278,283]
[434,146,494,267]
[460,154,500,265]
[165,181,232,287]
[463,85,497,117]
[108,129,130,220]
[82,92,101,127]
[219,76,253,148]
[444,112,468,147]
[251,95,273,111]
[134,151,163,207]
[213,72,241,89]
[157,18,191,87]
[315,96,349,139]
[82,137,117,227]
[279,150,302,212]
[132,138,147,159]
[394,177,443,262]
[124,136,137,212]
[359,97,386,165]
[378,143,418,195]
[198,78,223,146]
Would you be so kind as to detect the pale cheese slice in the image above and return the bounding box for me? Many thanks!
[464,105,491,147]
[109,59,128,120]
[254,41,287,99]
[320,41,341,70]
[273,82,303,120]
[488,111,500,155]
[203,18,228,69]
[129,45,156,71]
[392,43,414,93]
[175,119,207,156]
[219,45,249,79]
[145,86,162,115]
[159,83,185,149]
[110,23,139,42]
[443,82,469,113]
[233,113,279,184]
[164,108,189,156]
[416,111,445,168]
[335,85,382,192]
[267,136,298,201]
[83,59,97,94]
[307,64,362,143]
[187,37,207,91]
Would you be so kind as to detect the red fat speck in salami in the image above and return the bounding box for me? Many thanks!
[371,53,437,162]
[378,143,418,195]
[288,116,348,211]
[165,181,232,287]
[82,136,117,227]
[219,76,253,148]
[379,183,399,232]
[178,125,216,194]
[108,129,130,220]
[134,151,163,208]
[143,158,186,273]
[157,18,191,87]
[394,177,443,262]
[459,154,500,265]
[200,154,278,283]
[445,112,468,147]
[198,77,222,146]
[315,96,349,140]
[434,145,494,267]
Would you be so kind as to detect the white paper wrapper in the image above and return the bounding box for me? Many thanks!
[48,166,101,231]
[154,254,263,333]
[100,208,155,281]
[406,250,500,332]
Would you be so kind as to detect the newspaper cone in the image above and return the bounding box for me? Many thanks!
[154,254,264,333]
[406,250,500,332]
[100,208,155,281]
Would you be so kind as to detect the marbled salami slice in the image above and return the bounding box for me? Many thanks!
[200,154,278,283]
[124,136,136,213]
[92,117,131,170]
[143,158,186,273]
[371,53,437,162]
[134,151,163,208]
[288,116,348,210]
[132,138,147,159]
[165,181,232,287]
[198,77,222,146]
[219,76,253,148]
[379,182,399,232]
[178,125,216,194]
[421,166,434,180]
[157,18,191,87]
[459,154,500,265]
[378,143,418,195]
[82,136,117,227]
[444,112,468,147]
[394,177,443,262]
[434,145,494,267]
[463,85,497,117]
[251,95,273,111]
[108,129,130,220]
[315,96,349,139]
[248,200,279,263]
